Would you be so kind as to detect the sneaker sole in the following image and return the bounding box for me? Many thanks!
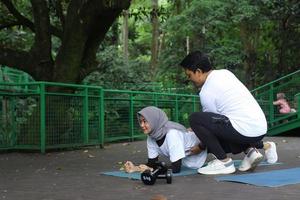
[239,155,263,172]
[266,141,278,164]
[198,166,236,175]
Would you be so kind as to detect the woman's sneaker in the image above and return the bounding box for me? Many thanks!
[265,141,278,164]
[198,158,236,175]
[238,148,263,172]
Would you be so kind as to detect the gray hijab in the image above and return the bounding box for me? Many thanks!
[137,106,187,141]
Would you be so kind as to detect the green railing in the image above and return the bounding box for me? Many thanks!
[0,66,34,83]
[0,81,199,153]
[251,69,300,135]
[1,69,299,153]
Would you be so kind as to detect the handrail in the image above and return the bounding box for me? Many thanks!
[252,69,300,92]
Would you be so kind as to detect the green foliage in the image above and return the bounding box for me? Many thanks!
[158,0,299,88]
[1,0,299,90]
[0,1,33,50]
[83,45,153,90]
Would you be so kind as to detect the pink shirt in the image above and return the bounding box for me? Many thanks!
[273,99,291,114]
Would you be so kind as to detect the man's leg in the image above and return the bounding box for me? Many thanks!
[189,111,266,174]
[189,112,246,159]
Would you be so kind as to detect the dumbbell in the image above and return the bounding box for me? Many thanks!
[140,162,172,185]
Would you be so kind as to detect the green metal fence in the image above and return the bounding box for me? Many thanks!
[0,65,34,83]
[2,69,299,153]
[0,81,199,153]
[252,69,300,135]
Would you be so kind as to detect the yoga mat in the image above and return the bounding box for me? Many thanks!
[101,160,281,180]
[101,166,197,180]
[216,167,300,187]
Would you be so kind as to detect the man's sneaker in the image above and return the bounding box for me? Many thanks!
[197,158,236,175]
[238,148,263,172]
[265,141,278,164]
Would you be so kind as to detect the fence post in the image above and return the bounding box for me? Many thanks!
[83,87,89,144]
[296,94,300,119]
[40,83,46,153]
[175,95,179,122]
[129,93,134,141]
[193,96,196,112]
[269,85,275,124]
[99,88,104,147]
[154,93,158,106]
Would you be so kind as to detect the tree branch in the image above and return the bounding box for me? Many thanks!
[78,0,131,82]
[1,0,63,38]
[0,46,33,75]
[54,0,65,30]
[1,0,35,32]
[0,21,22,30]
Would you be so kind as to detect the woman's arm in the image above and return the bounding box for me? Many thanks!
[146,156,159,168]
[171,159,182,173]
[148,156,182,173]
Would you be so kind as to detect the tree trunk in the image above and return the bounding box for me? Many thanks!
[0,0,131,85]
[239,21,258,89]
[122,10,129,63]
[150,0,159,79]
[186,36,190,55]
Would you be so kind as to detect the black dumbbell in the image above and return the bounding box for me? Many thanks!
[141,162,172,185]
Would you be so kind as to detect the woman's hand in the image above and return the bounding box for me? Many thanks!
[138,164,153,172]
[124,161,139,173]
[124,161,153,173]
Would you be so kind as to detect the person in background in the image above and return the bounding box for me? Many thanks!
[273,92,294,114]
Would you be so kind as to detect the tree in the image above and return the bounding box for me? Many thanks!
[150,0,159,77]
[0,0,131,85]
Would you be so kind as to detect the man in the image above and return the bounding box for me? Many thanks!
[179,50,277,175]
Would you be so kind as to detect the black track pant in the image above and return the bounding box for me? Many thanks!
[189,112,265,160]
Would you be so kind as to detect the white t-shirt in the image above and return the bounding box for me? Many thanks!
[147,129,207,169]
[200,69,267,137]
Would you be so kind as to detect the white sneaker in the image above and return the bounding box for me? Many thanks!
[238,148,263,172]
[197,158,236,175]
[265,141,278,164]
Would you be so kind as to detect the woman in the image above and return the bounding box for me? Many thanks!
[124,106,207,173]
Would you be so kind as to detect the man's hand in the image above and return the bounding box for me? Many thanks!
[189,145,202,155]
[187,127,193,132]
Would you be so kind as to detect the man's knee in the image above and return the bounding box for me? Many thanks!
[189,112,204,126]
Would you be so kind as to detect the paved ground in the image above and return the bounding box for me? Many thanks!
[1,136,300,200]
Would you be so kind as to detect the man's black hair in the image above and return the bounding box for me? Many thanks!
[179,50,212,72]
